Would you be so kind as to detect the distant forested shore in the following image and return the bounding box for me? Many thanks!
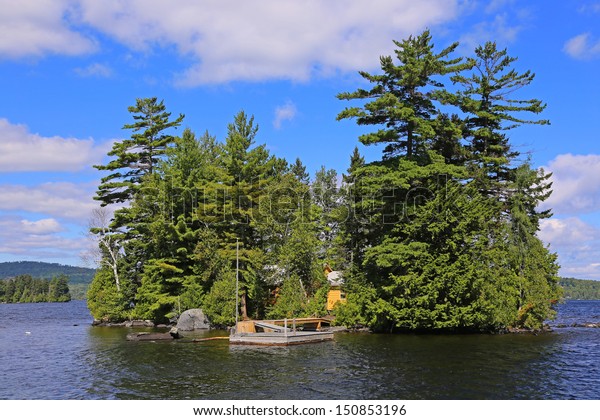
[0,261,95,283]
[83,30,566,333]
[0,261,95,301]
[560,278,600,300]
[0,274,71,303]
[1,260,599,305]
[3,32,599,330]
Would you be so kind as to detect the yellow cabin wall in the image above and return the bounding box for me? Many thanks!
[327,288,347,311]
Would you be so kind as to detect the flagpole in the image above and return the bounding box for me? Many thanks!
[235,239,239,332]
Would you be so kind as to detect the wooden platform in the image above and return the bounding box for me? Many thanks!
[235,317,332,333]
[229,331,334,346]
[230,318,334,346]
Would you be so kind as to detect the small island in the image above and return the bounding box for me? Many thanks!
[0,274,71,303]
[86,31,561,334]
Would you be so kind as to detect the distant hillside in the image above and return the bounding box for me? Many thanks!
[560,277,600,300]
[0,261,95,284]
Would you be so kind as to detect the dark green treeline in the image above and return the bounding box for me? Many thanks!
[560,278,600,300]
[87,31,561,332]
[0,274,71,303]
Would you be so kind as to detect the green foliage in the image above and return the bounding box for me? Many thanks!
[86,267,131,321]
[442,42,549,195]
[0,274,71,303]
[201,270,237,328]
[69,284,89,301]
[333,282,380,329]
[337,29,468,159]
[267,275,308,319]
[88,104,325,325]
[336,31,560,332]
[48,275,71,302]
[560,278,600,300]
[304,282,330,318]
[94,97,184,207]
[86,32,562,335]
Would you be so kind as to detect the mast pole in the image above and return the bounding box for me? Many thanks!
[235,239,239,331]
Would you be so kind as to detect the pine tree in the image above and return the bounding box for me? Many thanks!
[290,157,310,185]
[132,129,223,322]
[337,30,469,160]
[339,147,366,269]
[335,31,559,332]
[49,274,71,302]
[502,163,560,329]
[199,111,286,320]
[94,97,184,207]
[312,166,342,262]
[445,42,549,195]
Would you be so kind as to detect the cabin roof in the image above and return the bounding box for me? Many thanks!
[327,270,344,287]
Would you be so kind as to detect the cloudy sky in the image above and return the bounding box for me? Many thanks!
[1,0,599,279]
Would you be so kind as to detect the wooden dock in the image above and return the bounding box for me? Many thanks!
[229,318,334,346]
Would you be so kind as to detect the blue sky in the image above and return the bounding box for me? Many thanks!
[1,0,599,279]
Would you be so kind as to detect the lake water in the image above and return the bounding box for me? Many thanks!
[0,300,598,400]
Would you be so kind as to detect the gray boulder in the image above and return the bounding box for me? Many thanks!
[176,309,210,331]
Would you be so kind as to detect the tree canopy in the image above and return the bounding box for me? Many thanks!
[87,31,561,332]
[1,274,71,303]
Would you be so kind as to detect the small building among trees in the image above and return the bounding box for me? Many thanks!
[324,265,346,311]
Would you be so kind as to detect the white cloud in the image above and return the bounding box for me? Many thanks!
[563,33,600,60]
[74,62,113,78]
[0,182,97,223]
[0,215,86,261]
[539,217,600,280]
[538,154,600,280]
[460,12,524,50]
[0,0,96,58]
[542,154,600,215]
[560,264,600,280]
[577,3,600,14]
[0,0,465,84]
[273,101,298,129]
[0,118,112,172]
[538,217,598,248]
[73,0,459,85]
[20,218,63,235]
[484,0,516,14]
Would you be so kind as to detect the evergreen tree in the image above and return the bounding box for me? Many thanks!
[48,274,71,302]
[132,129,224,322]
[89,98,184,321]
[444,42,549,195]
[198,111,286,320]
[338,147,367,269]
[290,157,310,185]
[501,163,560,328]
[336,31,559,332]
[312,166,342,262]
[337,29,469,160]
[94,97,184,207]
[87,267,131,321]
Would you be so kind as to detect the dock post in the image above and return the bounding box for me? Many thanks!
[293,318,296,335]
[284,318,288,337]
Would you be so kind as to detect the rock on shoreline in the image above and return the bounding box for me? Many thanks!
[553,323,600,328]
[175,309,210,331]
[126,327,182,341]
[92,319,157,327]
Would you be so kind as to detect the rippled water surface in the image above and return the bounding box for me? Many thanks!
[0,300,598,399]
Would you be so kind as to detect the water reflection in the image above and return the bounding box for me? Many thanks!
[83,329,577,399]
[1,301,599,399]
